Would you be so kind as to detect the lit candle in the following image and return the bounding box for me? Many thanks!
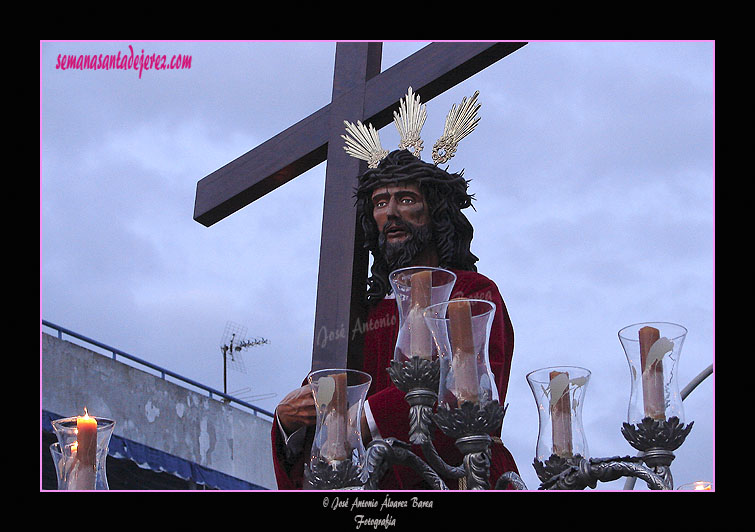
[77,408,98,467]
[409,271,433,359]
[75,408,98,489]
[549,371,573,457]
[638,326,667,420]
[448,299,479,405]
[678,480,713,491]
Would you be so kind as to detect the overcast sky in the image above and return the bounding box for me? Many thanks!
[40,40,715,491]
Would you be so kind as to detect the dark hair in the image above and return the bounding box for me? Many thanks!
[354,149,479,304]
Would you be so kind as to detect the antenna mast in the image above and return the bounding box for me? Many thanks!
[219,321,270,395]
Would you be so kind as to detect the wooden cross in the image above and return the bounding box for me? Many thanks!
[194,42,527,373]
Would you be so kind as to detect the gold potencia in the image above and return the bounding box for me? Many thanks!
[342,87,481,168]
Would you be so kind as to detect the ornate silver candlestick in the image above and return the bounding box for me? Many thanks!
[386,355,439,447]
[365,296,528,490]
[531,416,693,490]
[364,356,454,490]
[620,415,694,489]
[528,322,696,490]
[303,369,372,490]
[365,355,524,490]
[366,356,694,491]
[432,399,506,490]
[424,298,517,489]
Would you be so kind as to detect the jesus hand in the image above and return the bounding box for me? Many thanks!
[276,385,317,434]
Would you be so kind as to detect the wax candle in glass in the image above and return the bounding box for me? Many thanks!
[305,368,372,489]
[50,409,116,490]
[424,298,498,409]
[619,322,687,424]
[389,267,456,363]
[526,366,591,461]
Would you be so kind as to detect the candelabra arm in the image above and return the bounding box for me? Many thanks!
[652,464,674,490]
[364,437,449,490]
[463,445,492,490]
[582,457,668,490]
[419,439,465,480]
[495,471,528,490]
[365,438,448,490]
[363,438,392,490]
[538,455,667,490]
[681,364,713,400]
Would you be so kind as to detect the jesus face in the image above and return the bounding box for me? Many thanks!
[370,182,437,268]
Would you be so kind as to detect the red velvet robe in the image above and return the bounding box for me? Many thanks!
[271,269,519,490]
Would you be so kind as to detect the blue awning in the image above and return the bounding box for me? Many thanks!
[42,410,267,490]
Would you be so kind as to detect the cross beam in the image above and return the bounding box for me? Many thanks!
[194,42,527,371]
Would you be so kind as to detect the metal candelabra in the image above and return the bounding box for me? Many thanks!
[531,416,693,490]
[362,356,521,490]
[357,356,694,491]
[302,289,705,491]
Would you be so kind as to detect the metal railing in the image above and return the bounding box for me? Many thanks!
[41,319,274,420]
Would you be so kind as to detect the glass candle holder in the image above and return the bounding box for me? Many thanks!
[389,267,456,364]
[619,322,688,425]
[305,368,372,489]
[526,366,591,461]
[50,412,116,490]
[424,298,498,409]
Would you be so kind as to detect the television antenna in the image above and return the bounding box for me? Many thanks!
[220,321,270,395]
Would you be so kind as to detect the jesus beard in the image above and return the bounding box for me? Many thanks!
[378,220,435,271]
